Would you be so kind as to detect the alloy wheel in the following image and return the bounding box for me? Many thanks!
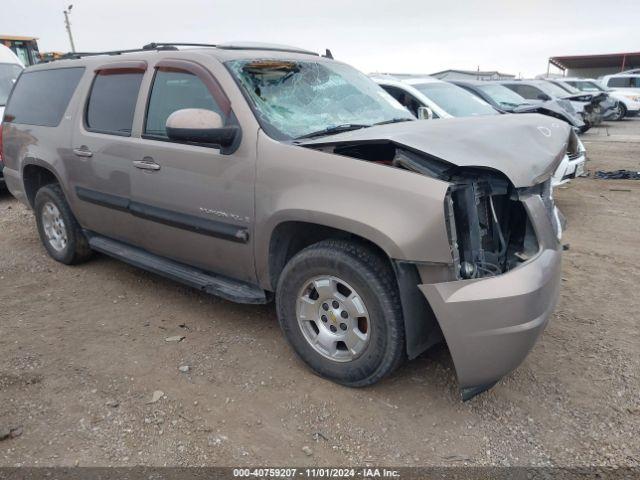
[296,275,370,362]
[41,201,68,252]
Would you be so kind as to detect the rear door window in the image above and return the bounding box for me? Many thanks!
[86,70,144,135]
[144,69,223,139]
[379,85,420,117]
[4,67,84,126]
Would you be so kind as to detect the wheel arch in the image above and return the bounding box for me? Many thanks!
[260,215,403,293]
[22,160,64,208]
[261,218,443,360]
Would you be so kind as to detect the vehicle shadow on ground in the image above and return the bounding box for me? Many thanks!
[0,188,15,202]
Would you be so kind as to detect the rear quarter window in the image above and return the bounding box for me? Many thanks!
[607,77,632,88]
[85,70,144,136]
[4,67,85,126]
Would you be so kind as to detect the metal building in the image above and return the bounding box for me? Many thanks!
[548,52,640,78]
[429,69,516,81]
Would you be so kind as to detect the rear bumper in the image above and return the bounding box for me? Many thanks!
[418,195,562,399]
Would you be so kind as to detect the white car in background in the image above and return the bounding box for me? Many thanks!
[370,74,495,119]
[600,73,640,92]
[0,44,24,120]
[0,44,24,189]
[372,74,586,187]
[596,75,640,117]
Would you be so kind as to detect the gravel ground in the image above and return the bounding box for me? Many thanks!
[0,119,638,468]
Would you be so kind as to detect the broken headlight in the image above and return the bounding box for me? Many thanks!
[445,172,539,280]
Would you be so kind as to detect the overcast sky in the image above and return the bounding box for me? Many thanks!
[2,0,639,77]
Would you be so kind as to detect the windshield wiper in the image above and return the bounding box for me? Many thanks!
[371,117,414,126]
[295,124,370,140]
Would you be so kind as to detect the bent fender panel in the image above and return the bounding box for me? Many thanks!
[254,132,453,290]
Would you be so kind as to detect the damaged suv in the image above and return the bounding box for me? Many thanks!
[1,43,566,399]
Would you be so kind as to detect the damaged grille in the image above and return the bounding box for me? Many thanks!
[446,174,540,279]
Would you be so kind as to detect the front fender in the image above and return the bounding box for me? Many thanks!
[253,132,453,289]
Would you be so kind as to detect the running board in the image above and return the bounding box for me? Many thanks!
[87,234,268,304]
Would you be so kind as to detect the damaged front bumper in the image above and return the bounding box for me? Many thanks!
[419,194,562,400]
[552,132,587,186]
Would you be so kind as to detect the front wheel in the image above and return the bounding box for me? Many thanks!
[276,239,405,387]
[612,103,627,121]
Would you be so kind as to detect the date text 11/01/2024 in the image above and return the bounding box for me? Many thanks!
[232,468,401,478]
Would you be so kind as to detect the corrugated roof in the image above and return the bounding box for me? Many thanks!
[549,52,640,70]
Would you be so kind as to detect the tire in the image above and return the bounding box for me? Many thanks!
[613,103,627,121]
[34,183,92,265]
[276,239,405,387]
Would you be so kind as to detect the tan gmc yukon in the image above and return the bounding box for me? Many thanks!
[1,43,567,400]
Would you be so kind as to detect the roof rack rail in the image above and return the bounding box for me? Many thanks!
[47,42,322,62]
[51,44,179,61]
[142,42,218,50]
[145,42,319,56]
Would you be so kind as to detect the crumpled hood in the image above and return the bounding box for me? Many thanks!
[299,113,570,187]
[513,100,585,128]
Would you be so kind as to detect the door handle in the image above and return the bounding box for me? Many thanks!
[133,158,161,171]
[73,146,93,158]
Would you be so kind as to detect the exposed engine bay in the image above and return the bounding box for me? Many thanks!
[305,141,540,279]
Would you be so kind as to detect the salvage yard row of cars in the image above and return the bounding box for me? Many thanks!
[0,42,635,400]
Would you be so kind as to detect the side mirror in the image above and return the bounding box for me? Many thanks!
[417,106,434,120]
[537,93,552,101]
[165,108,239,148]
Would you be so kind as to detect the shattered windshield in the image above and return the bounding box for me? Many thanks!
[413,82,498,117]
[226,59,413,140]
[477,83,527,108]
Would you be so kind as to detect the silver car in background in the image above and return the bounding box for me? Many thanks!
[372,74,586,186]
[499,79,603,130]
[559,77,640,120]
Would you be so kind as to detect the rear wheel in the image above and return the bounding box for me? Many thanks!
[276,239,405,386]
[34,184,92,265]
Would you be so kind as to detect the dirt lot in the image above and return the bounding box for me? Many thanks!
[1,119,639,468]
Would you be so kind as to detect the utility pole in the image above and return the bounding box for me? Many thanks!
[63,4,76,53]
